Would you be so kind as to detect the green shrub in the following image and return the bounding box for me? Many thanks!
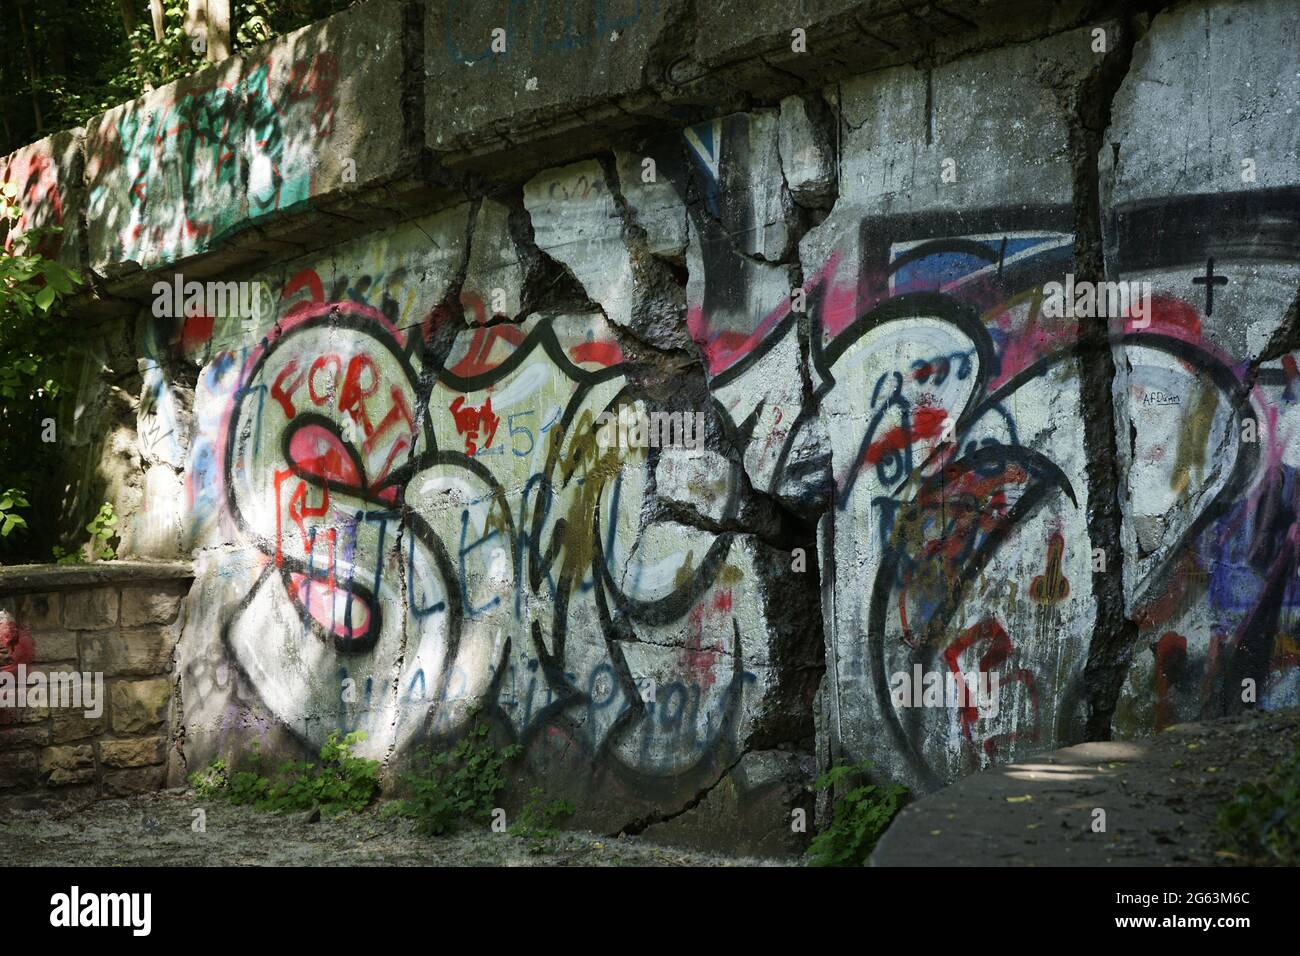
[189,757,228,798]
[806,761,908,867]
[0,183,81,562]
[1216,743,1300,866]
[190,731,380,816]
[512,787,576,840]
[0,490,30,539]
[384,710,521,836]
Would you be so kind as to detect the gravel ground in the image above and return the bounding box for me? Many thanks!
[5,708,1295,867]
[0,790,786,867]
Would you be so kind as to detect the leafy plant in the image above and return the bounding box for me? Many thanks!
[127,0,207,93]
[0,182,80,343]
[510,787,576,852]
[46,503,119,564]
[1216,743,1300,866]
[85,502,118,561]
[806,761,908,867]
[190,731,381,816]
[0,181,81,561]
[189,758,229,798]
[385,709,521,836]
[0,489,30,539]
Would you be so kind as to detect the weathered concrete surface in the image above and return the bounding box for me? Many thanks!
[0,562,193,594]
[84,0,414,284]
[425,0,679,166]
[0,129,84,269]
[870,708,1300,866]
[7,0,1300,856]
[802,24,1117,794]
[1102,0,1300,737]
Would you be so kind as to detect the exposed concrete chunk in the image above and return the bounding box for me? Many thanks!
[463,197,526,320]
[1103,0,1300,205]
[814,24,1103,224]
[614,149,688,260]
[653,448,734,525]
[523,160,633,326]
[687,112,791,262]
[778,95,836,208]
[125,465,186,560]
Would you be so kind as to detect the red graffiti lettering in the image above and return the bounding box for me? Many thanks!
[449,396,500,456]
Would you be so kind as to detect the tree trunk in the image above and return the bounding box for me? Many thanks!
[117,0,149,85]
[117,0,139,35]
[46,0,70,77]
[207,0,231,61]
[150,0,165,42]
[16,0,44,134]
[184,0,205,46]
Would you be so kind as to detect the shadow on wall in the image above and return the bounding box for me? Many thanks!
[84,26,342,272]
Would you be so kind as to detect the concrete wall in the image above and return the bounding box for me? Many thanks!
[2,0,1297,853]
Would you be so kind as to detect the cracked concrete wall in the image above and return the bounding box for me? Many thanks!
[1102,0,1300,735]
[4,0,1298,853]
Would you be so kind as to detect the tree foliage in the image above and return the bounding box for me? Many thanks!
[0,180,80,562]
[1,2,358,562]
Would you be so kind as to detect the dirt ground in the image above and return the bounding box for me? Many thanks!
[4,708,1296,867]
[0,790,785,867]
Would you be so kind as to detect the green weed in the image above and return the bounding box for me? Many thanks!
[806,761,908,866]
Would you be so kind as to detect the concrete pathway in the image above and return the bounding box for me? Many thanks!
[870,708,1300,866]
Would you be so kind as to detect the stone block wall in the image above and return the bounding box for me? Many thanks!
[0,564,192,810]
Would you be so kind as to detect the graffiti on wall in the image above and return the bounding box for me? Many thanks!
[0,142,66,259]
[163,97,1300,804]
[669,109,1300,789]
[178,240,782,795]
[87,51,339,266]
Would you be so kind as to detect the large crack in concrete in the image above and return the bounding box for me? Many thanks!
[612,748,751,837]
[1068,16,1141,742]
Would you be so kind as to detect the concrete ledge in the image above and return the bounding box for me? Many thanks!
[0,562,194,597]
[83,0,413,286]
[8,0,1119,290]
